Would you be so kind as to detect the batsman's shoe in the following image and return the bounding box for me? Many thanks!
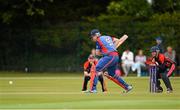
[124,85,133,93]
[90,90,97,93]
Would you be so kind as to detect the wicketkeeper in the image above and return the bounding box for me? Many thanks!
[82,54,107,92]
[146,46,175,93]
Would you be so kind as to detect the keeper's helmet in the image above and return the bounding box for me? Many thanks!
[89,29,101,38]
[150,46,160,52]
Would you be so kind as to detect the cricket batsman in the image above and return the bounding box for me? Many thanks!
[89,29,133,93]
[146,46,175,93]
[82,54,107,92]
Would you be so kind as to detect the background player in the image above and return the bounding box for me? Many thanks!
[82,54,107,92]
[146,46,175,93]
[89,29,133,93]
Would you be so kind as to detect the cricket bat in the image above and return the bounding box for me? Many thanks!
[115,34,128,49]
[104,73,126,90]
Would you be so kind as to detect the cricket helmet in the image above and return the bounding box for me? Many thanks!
[150,46,160,52]
[89,29,101,37]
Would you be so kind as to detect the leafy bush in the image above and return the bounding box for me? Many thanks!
[107,0,152,17]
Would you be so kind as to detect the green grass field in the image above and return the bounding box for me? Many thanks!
[0,72,179,110]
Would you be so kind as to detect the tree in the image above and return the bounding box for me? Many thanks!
[152,0,180,13]
[0,0,53,24]
[107,0,152,17]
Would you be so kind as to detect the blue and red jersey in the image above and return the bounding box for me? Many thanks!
[96,36,117,56]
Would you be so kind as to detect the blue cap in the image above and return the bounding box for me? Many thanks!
[155,36,162,41]
[89,29,100,37]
